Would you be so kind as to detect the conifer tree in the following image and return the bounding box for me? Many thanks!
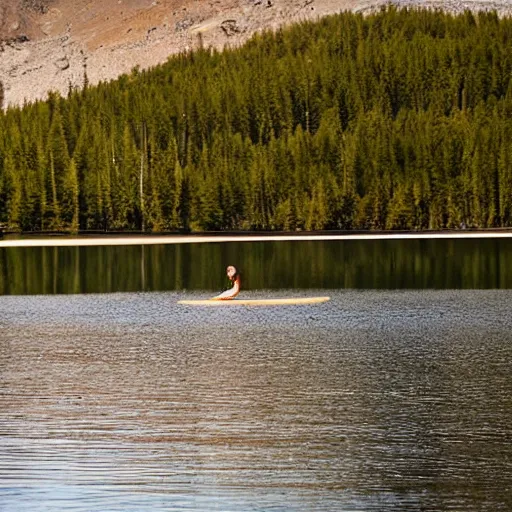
[2,8,512,232]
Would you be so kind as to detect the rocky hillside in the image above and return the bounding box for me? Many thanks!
[1,0,512,108]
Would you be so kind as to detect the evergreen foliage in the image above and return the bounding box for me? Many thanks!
[2,7,512,232]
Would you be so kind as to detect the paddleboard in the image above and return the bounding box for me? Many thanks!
[178,297,330,306]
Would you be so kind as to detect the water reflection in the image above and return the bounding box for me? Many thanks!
[1,291,511,511]
[1,238,512,294]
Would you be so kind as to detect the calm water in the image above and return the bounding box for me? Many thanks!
[1,290,512,511]
[1,238,512,294]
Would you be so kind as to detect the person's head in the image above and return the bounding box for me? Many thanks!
[226,265,238,280]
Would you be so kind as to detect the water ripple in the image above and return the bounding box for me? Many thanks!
[1,290,512,511]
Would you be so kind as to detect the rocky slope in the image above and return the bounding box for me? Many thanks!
[1,0,512,108]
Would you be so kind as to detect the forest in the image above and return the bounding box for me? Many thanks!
[1,7,512,233]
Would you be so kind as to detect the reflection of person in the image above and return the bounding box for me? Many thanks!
[212,265,240,300]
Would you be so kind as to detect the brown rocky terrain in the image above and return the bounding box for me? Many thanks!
[1,0,512,108]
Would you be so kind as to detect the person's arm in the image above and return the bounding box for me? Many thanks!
[211,277,240,300]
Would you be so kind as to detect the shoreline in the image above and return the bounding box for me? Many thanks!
[2,230,512,247]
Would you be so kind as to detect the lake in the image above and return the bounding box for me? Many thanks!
[1,238,512,294]
[1,239,512,511]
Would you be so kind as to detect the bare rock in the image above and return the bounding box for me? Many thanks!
[0,34,30,50]
[175,18,194,32]
[21,0,50,14]
[55,56,69,70]
[221,19,241,36]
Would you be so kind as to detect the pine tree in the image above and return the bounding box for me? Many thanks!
[1,8,512,233]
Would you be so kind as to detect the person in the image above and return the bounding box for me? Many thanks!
[212,265,240,300]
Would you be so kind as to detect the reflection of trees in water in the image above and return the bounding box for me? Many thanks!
[0,239,511,294]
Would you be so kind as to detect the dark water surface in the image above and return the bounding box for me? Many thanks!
[2,238,512,294]
[1,290,512,511]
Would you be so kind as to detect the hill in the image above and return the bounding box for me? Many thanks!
[1,0,512,107]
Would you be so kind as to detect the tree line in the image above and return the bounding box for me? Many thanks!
[1,7,512,232]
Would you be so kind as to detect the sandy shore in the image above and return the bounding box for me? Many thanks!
[1,232,512,248]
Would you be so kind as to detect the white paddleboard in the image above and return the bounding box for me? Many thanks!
[177,297,330,306]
